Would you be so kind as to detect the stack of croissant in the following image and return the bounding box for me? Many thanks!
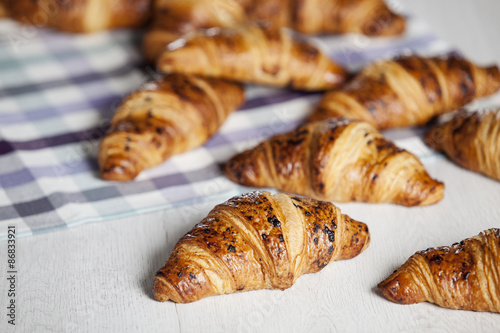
[4,0,500,313]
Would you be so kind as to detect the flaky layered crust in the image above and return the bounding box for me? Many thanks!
[157,23,347,91]
[426,109,500,181]
[153,191,370,303]
[98,74,245,181]
[310,55,500,129]
[225,119,444,206]
[378,228,500,313]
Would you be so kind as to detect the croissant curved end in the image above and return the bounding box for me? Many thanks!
[377,269,426,305]
[99,156,138,182]
[153,271,176,302]
[417,180,445,206]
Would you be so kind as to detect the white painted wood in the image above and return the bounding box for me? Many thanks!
[2,2,500,332]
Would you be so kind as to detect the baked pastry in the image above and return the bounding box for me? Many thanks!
[225,119,444,206]
[2,0,151,33]
[146,0,248,62]
[236,0,292,28]
[99,74,245,181]
[378,228,500,313]
[426,109,500,181]
[310,55,500,130]
[153,191,370,303]
[153,0,247,33]
[157,23,347,91]
[143,0,405,61]
[293,0,406,36]
[143,29,183,62]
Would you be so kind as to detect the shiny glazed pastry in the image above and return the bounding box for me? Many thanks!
[99,74,245,181]
[225,119,444,207]
[2,0,151,33]
[153,0,247,33]
[378,228,500,313]
[153,191,370,303]
[143,0,405,61]
[426,109,500,181]
[310,55,500,129]
[157,23,347,91]
[293,0,405,36]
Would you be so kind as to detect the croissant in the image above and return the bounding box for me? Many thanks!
[98,74,245,181]
[310,55,500,130]
[426,109,500,181]
[157,23,347,91]
[378,228,500,313]
[2,0,151,33]
[293,0,405,36]
[153,0,247,33]
[225,119,444,206]
[142,29,183,63]
[153,191,370,303]
[235,0,292,28]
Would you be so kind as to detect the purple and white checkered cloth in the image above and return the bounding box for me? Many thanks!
[0,16,469,239]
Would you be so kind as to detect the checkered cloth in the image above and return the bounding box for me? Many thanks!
[0,15,477,239]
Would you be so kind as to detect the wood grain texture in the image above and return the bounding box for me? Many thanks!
[2,1,500,332]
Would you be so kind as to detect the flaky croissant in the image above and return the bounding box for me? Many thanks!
[293,0,405,36]
[426,109,500,181]
[225,119,444,206]
[153,191,370,303]
[2,0,151,33]
[310,55,500,130]
[235,0,292,28]
[98,74,244,181]
[378,228,500,313]
[153,0,247,33]
[157,23,347,91]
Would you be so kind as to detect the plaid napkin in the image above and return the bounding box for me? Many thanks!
[0,16,459,239]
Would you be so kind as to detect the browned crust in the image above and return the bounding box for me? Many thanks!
[310,55,500,130]
[153,191,370,303]
[2,0,151,33]
[378,228,500,313]
[99,74,245,181]
[157,23,346,91]
[225,119,444,206]
[425,109,500,181]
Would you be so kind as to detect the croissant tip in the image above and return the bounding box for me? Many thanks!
[153,273,173,302]
[99,158,138,182]
[377,272,422,305]
[417,181,445,206]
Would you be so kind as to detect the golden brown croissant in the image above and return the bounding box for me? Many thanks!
[153,0,247,33]
[426,109,500,181]
[310,55,500,130]
[2,0,151,33]
[157,23,347,91]
[235,0,292,28]
[98,74,245,181]
[294,0,405,36]
[225,119,444,206]
[153,191,370,303]
[378,228,500,313]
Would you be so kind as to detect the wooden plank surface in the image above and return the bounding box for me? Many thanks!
[2,1,500,332]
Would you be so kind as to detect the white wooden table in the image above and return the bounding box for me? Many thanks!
[2,1,500,332]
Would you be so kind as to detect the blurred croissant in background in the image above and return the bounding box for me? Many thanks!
[1,0,152,32]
